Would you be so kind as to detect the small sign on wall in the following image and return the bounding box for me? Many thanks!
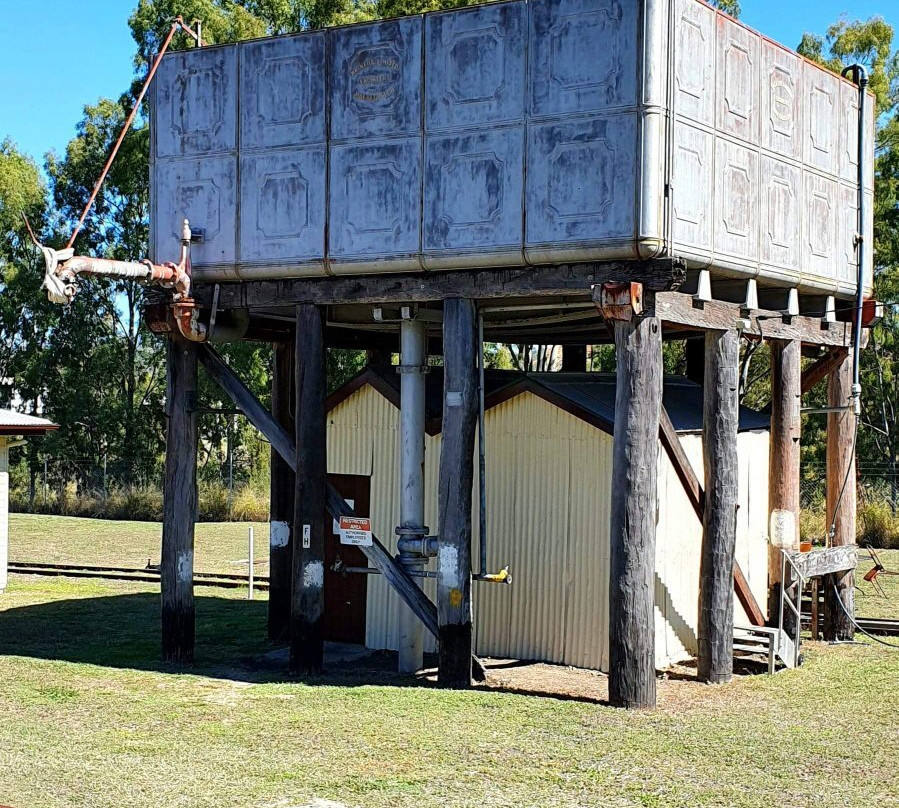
[339,516,373,547]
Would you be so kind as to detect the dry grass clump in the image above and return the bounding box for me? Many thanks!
[10,481,268,523]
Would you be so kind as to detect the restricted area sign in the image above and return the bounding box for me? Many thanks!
[339,515,373,547]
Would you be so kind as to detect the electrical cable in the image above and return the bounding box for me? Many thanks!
[829,579,899,648]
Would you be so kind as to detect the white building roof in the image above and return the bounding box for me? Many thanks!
[0,409,58,435]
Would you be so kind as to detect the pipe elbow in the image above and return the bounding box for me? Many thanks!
[172,300,208,342]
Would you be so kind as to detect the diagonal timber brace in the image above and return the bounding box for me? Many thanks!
[196,344,486,675]
[658,407,767,627]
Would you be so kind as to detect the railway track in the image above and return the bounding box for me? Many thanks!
[8,561,270,591]
[8,562,894,633]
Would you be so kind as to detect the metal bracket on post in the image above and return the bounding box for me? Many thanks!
[593,282,644,322]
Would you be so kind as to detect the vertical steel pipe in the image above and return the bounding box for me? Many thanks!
[477,313,487,575]
[397,317,427,674]
[842,64,869,415]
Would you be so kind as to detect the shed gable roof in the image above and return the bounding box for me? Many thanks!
[327,367,769,436]
[0,410,58,436]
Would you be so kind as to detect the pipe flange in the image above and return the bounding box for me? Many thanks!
[395,525,429,536]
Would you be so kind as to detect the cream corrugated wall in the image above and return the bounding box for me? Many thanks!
[327,386,770,671]
[655,430,770,666]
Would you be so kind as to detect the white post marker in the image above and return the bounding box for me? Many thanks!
[339,516,373,547]
[248,526,255,600]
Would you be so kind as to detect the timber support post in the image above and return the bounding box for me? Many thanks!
[269,340,295,643]
[824,349,856,641]
[603,284,662,709]
[437,298,478,687]
[161,336,198,663]
[698,329,740,683]
[290,304,327,674]
[768,339,801,637]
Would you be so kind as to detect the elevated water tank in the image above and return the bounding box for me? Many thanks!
[150,0,874,298]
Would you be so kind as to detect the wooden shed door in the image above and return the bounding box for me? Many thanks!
[324,474,370,645]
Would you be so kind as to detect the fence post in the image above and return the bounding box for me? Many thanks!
[248,526,255,601]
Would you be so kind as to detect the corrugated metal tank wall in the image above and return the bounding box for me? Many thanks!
[327,385,770,671]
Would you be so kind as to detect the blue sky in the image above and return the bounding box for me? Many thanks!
[0,0,897,166]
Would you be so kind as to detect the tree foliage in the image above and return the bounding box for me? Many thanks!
[708,0,740,18]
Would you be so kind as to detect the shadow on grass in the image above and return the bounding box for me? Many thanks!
[0,592,616,703]
[0,592,420,687]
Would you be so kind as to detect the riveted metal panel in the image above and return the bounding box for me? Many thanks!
[240,33,326,150]
[239,148,326,265]
[673,0,715,126]
[759,156,801,275]
[426,1,526,131]
[155,156,236,266]
[803,60,840,177]
[526,114,637,247]
[155,46,237,158]
[423,127,524,256]
[839,79,861,186]
[714,138,759,261]
[863,189,874,292]
[865,97,876,191]
[529,0,639,117]
[760,41,802,161]
[671,122,714,254]
[716,15,759,144]
[803,171,838,281]
[330,16,422,141]
[329,138,422,266]
[839,183,859,287]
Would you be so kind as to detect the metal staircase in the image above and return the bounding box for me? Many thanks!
[733,550,804,673]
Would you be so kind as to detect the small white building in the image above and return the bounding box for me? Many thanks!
[0,411,57,592]
[323,368,771,672]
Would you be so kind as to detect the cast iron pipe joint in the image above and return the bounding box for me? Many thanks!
[396,532,438,559]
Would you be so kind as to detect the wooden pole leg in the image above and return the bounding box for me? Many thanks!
[161,336,198,664]
[698,329,740,684]
[290,305,327,675]
[824,349,856,641]
[269,340,295,643]
[608,310,662,709]
[437,298,478,687]
[768,339,801,638]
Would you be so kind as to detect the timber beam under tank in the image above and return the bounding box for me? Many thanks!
[192,259,686,309]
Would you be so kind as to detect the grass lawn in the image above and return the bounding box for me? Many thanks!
[0,515,896,808]
[8,514,269,575]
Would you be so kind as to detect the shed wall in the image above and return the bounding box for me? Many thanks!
[327,385,770,670]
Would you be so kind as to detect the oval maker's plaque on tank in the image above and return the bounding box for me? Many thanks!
[330,16,422,140]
